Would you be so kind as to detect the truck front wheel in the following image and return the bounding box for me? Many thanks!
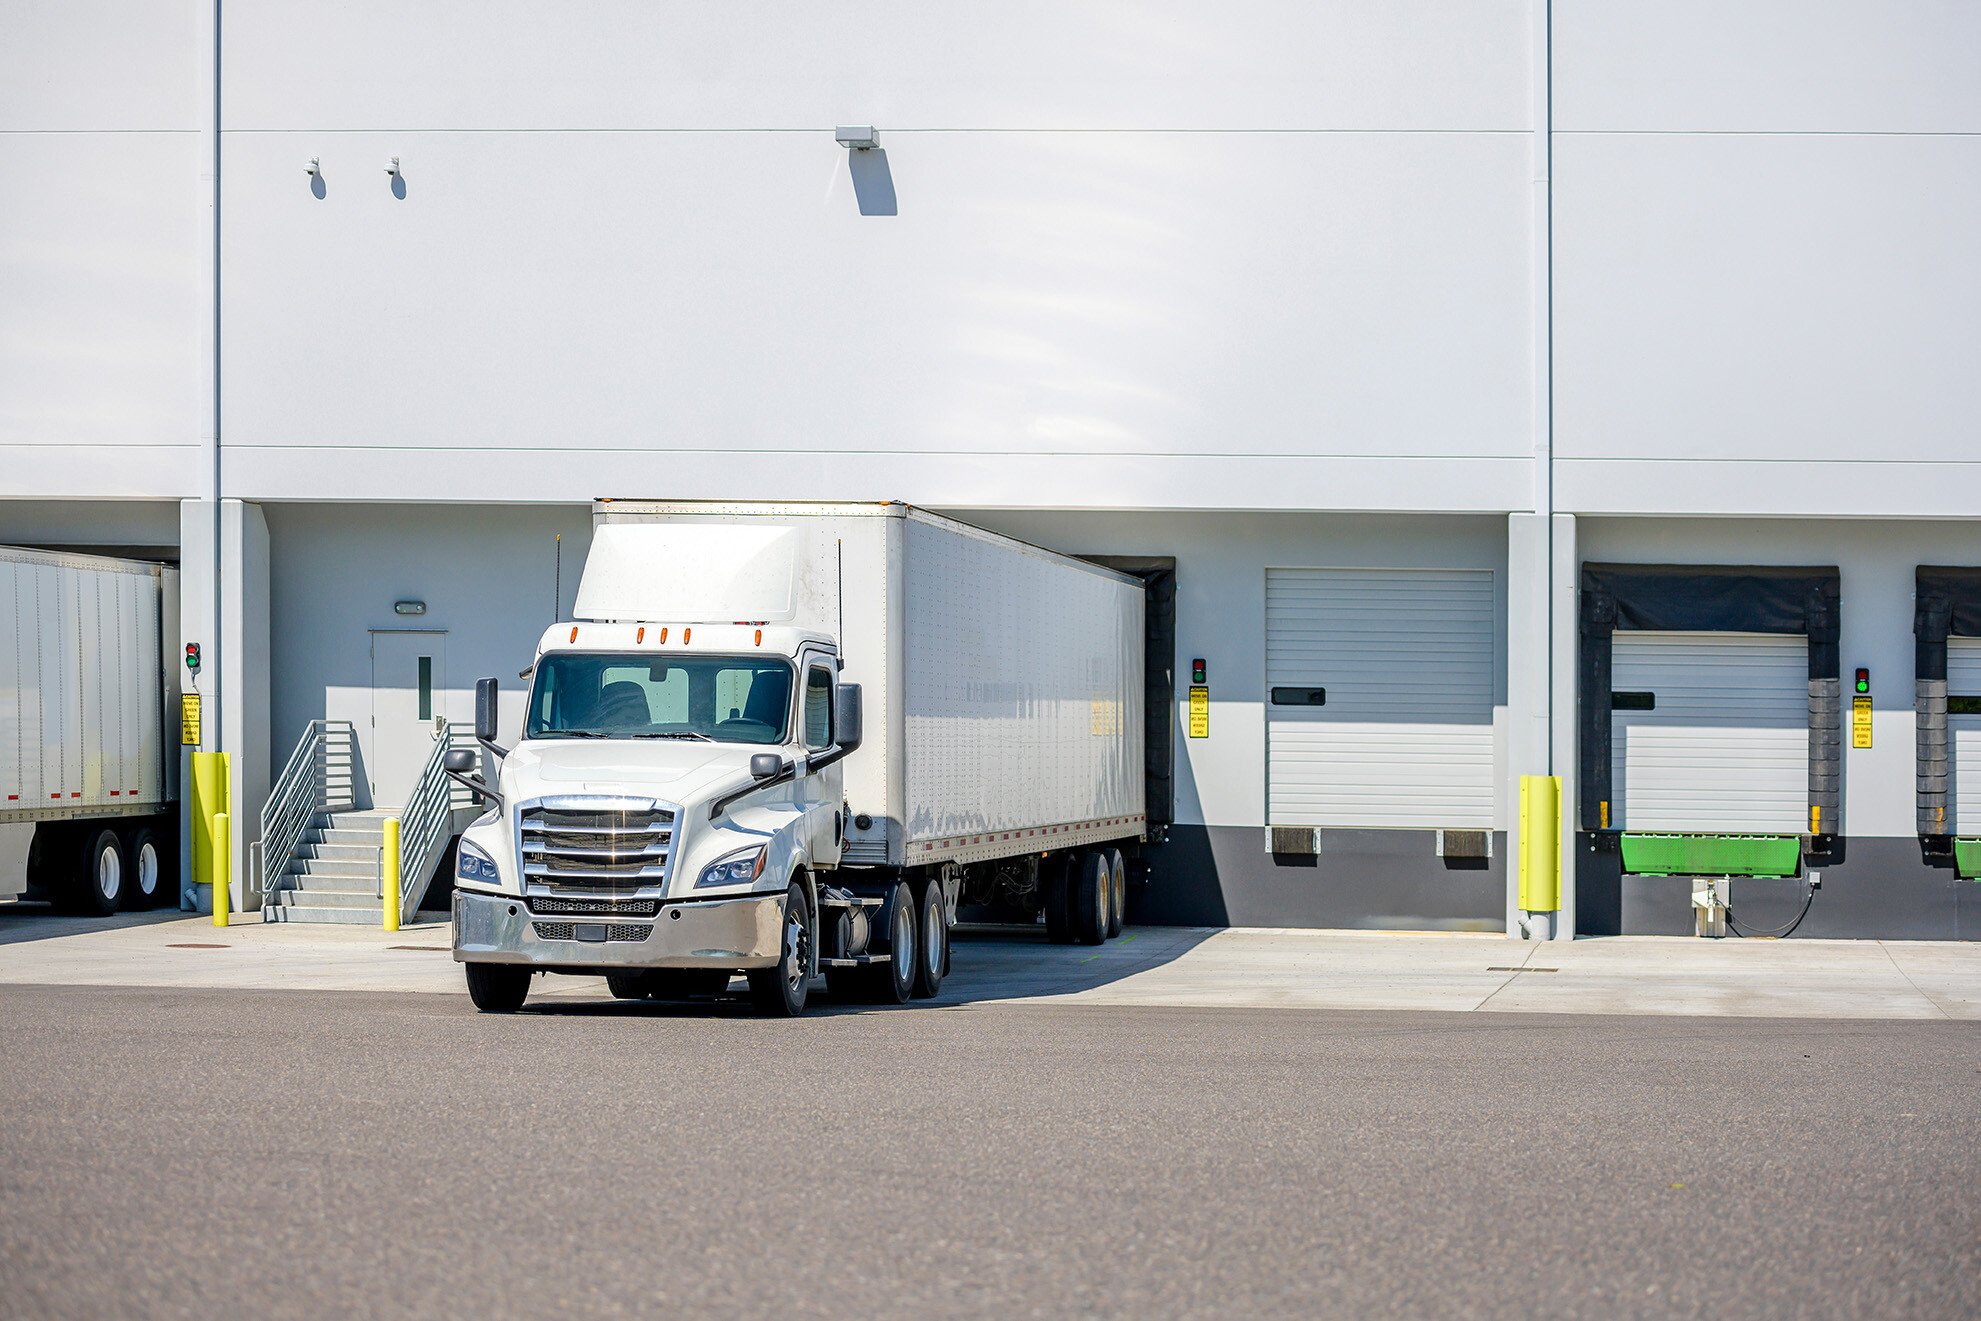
[464,963,531,1013]
[748,881,813,1017]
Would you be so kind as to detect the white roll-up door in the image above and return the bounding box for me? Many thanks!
[1611,631,1807,834]
[1266,567,1496,830]
[1950,639,1981,833]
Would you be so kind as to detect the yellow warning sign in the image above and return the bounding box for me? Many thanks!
[180,693,202,747]
[1187,685,1209,739]
[1851,695,1872,749]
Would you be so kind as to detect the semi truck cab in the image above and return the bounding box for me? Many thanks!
[448,621,867,1015]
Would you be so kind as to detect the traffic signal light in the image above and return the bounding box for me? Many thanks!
[1854,667,1869,695]
[1191,658,1206,685]
[185,642,201,674]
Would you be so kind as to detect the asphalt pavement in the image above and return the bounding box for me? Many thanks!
[2,983,1977,1319]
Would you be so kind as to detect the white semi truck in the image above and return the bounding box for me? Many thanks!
[447,501,1148,1014]
[1,546,182,914]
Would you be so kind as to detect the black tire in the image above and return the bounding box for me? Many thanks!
[123,824,165,910]
[606,972,650,1000]
[1042,855,1073,944]
[24,824,63,902]
[1072,851,1108,946]
[864,880,917,1004]
[465,962,531,1012]
[1104,848,1125,938]
[748,882,813,1017]
[66,827,125,917]
[911,878,947,999]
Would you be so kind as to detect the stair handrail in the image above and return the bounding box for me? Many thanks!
[395,720,472,921]
[257,719,355,915]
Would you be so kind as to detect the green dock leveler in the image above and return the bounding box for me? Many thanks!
[1617,833,1803,879]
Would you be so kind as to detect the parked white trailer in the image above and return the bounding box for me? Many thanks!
[0,546,181,913]
[447,501,1148,1014]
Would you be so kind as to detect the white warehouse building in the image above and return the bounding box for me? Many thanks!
[5,2,1980,939]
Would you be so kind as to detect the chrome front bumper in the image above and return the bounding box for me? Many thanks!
[453,888,785,970]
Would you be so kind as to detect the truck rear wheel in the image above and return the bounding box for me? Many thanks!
[911,879,947,999]
[123,824,164,910]
[1104,848,1126,938]
[748,881,813,1017]
[65,827,126,917]
[1043,855,1073,944]
[858,880,917,1004]
[464,962,531,1013]
[1072,851,1109,946]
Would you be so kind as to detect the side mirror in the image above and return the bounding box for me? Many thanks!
[833,683,863,755]
[750,753,783,781]
[443,748,478,774]
[475,676,499,744]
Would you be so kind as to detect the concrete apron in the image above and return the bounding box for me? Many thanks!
[1,910,1976,1020]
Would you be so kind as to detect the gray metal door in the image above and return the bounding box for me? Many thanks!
[369,630,445,808]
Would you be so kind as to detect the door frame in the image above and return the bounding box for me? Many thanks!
[368,628,448,804]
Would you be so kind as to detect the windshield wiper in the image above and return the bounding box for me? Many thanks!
[533,729,610,739]
[628,731,714,742]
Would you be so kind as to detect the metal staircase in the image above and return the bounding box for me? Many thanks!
[260,719,477,925]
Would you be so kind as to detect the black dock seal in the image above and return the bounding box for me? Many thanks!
[1914,567,1981,840]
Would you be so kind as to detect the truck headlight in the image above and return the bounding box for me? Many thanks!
[697,847,766,889]
[457,839,501,885]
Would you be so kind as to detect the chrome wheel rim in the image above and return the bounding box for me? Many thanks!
[893,894,914,983]
[923,892,943,977]
[783,898,809,995]
[96,842,121,903]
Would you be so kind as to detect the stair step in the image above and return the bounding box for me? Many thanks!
[264,905,385,925]
[305,827,388,845]
[273,872,377,893]
[295,842,382,863]
[269,888,381,909]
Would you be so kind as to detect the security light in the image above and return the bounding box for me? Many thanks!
[394,600,427,616]
[835,126,880,151]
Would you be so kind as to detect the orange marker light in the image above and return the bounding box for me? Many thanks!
[658,627,668,644]
[569,626,578,643]
[754,628,762,646]
[637,627,645,643]
[683,627,691,644]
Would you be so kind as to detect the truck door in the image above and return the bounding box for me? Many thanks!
[799,654,840,864]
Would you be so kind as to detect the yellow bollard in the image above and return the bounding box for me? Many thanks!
[212,811,230,927]
[1517,775,1561,913]
[382,817,401,932]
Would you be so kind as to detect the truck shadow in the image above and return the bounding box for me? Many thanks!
[517,924,1218,1017]
[0,902,194,947]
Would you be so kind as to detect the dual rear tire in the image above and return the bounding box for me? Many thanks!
[1046,848,1127,946]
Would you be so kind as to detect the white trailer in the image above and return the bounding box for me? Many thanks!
[447,501,1148,1014]
[1,546,181,914]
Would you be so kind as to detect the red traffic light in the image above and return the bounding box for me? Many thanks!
[184,642,201,673]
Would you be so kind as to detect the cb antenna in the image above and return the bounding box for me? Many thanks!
[554,533,562,622]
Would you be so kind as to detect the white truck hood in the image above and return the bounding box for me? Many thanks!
[501,738,765,806]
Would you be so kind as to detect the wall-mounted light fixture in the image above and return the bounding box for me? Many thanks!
[305,157,321,177]
[384,156,400,176]
[835,126,880,151]
[394,600,427,617]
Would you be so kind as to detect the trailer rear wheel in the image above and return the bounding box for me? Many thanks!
[124,824,164,910]
[65,827,126,917]
[1072,851,1109,946]
[911,879,947,999]
[1043,855,1073,944]
[464,962,531,1013]
[1104,848,1126,938]
[748,881,813,1017]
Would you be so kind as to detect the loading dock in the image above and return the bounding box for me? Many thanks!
[1914,568,1981,878]
[1579,565,1840,932]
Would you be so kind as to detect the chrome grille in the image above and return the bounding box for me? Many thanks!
[519,799,674,890]
[531,921,652,943]
[527,895,661,918]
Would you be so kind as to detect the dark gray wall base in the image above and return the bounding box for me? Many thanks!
[1136,825,1505,932]
[1574,833,1979,940]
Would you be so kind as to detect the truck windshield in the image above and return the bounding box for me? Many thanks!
[525,654,793,745]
